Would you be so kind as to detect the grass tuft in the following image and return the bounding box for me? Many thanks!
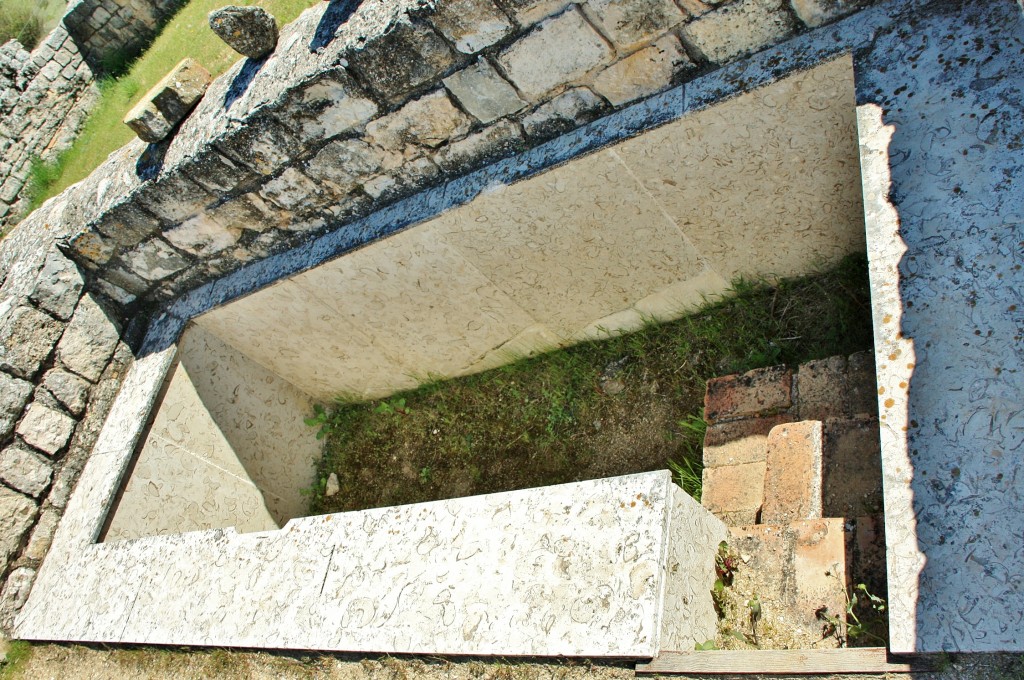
[0,0,64,50]
[0,640,33,678]
[307,255,875,514]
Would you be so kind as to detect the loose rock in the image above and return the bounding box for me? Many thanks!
[209,6,279,59]
[324,472,340,497]
[124,58,212,143]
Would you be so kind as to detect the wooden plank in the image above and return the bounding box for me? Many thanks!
[635,648,918,675]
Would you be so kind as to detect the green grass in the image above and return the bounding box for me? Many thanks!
[27,0,319,210]
[307,255,875,515]
[0,640,33,678]
[0,0,65,50]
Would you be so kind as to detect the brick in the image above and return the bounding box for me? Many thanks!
[498,8,614,101]
[120,238,190,283]
[258,168,327,212]
[429,0,513,54]
[791,518,849,621]
[700,461,765,525]
[215,116,302,176]
[681,0,797,64]
[586,0,687,52]
[822,417,883,517]
[364,90,472,151]
[704,364,792,424]
[795,355,847,421]
[29,247,85,321]
[703,412,794,467]
[846,351,878,417]
[272,69,377,146]
[433,119,525,175]
[345,21,460,103]
[762,421,824,524]
[790,0,871,28]
[305,139,390,195]
[443,58,527,124]
[163,213,241,256]
[591,35,692,106]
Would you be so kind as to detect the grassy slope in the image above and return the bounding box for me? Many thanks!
[308,255,875,515]
[0,0,66,49]
[34,0,317,203]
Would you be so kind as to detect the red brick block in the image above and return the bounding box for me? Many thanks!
[701,461,765,526]
[704,365,793,425]
[762,421,824,525]
[795,356,848,421]
[703,413,795,468]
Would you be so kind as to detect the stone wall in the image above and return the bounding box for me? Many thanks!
[52,0,877,312]
[0,192,129,632]
[0,28,98,230]
[62,0,187,71]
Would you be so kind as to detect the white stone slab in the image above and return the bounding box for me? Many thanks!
[19,466,725,655]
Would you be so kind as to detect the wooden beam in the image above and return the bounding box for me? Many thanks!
[635,648,921,675]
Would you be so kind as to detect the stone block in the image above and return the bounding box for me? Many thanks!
[704,364,792,425]
[681,0,797,64]
[762,421,823,524]
[180,149,258,196]
[56,295,122,383]
[29,247,84,321]
[205,194,284,233]
[305,139,390,195]
[433,119,525,174]
[16,403,76,457]
[0,444,53,498]
[822,417,882,517]
[0,487,35,575]
[258,167,327,212]
[586,0,687,52]
[216,116,302,176]
[364,90,473,151]
[0,373,32,442]
[703,412,794,467]
[521,87,605,140]
[795,355,848,421]
[790,0,869,28]
[41,369,90,417]
[23,506,60,563]
[121,238,190,283]
[362,156,441,202]
[208,5,279,59]
[592,35,692,106]
[846,351,878,417]
[429,0,513,54]
[100,266,152,297]
[498,8,614,101]
[272,69,377,146]
[124,58,212,143]
[500,0,574,26]
[701,461,765,525]
[0,566,35,631]
[134,173,215,225]
[91,202,162,249]
[0,306,63,381]
[345,21,460,103]
[67,228,116,268]
[163,213,240,256]
[443,58,527,124]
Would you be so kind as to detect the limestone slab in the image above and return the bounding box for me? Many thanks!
[22,470,726,657]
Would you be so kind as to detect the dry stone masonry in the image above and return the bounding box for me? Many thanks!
[62,0,187,71]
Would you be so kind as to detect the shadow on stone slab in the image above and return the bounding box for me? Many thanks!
[311,0,363,53]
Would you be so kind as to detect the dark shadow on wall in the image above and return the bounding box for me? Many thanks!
[311,0,363,52]
[854,0,1024,655]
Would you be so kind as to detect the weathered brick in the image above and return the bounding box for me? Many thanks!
[163,213,241,256]
[0,307,63,381]
[92,202,161,249]
[345,21,460,103]
[521,87,605,140]
[591,35,692,106]
[305,139,390,195]
[500,0,574,26]
[29,248,84,321]
[0,372,33,441]
[41,369,90,417]
[586,0,687,52]
[258,168,327,212]
[790,0,870,28]
[16,403,75,457]
[762,421,824,524]
[703,412,794,467]
[822,417,883,517]
[364,90,472,151]
[134,173,215,225]
[56,295,121,383]
[429,0,513,54]
[272,68,377,146]
[0,444,53,498]
[795,355,848,421]
[215,116,303,176]
[205,194,284,234]
[119,238,190,283]
[67,228,116,269]
[701,461,765,525]
[681,0,797,64]
[433,119,525,174]
[704,364,793,425]
[443,58,527,124]
[498,8,614,101]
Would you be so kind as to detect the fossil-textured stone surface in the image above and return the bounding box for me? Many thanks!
[681,0,796,64]
[592,35,691,106]
[209,6,279,59]
[586,0,686,52]
[364,90,473,151]
[123,58,211,142]
[0,445,53,498]
[443,59,527,124]
[23,467,725,656]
